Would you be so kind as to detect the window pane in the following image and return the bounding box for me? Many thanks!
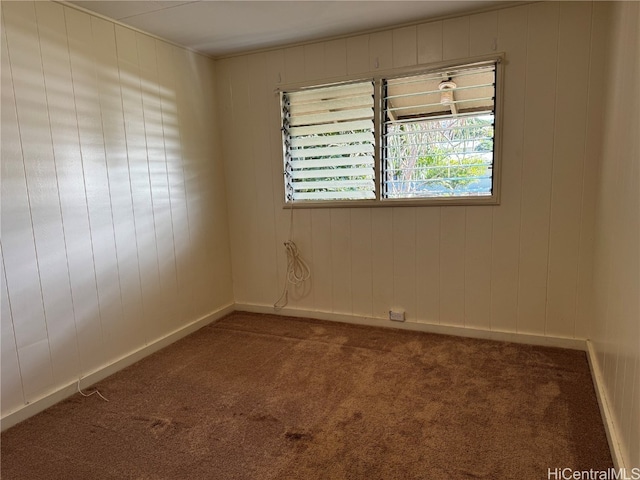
[283,81,375,203]
[383,63,496,199]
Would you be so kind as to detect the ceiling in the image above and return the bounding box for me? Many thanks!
[68,1,504,57]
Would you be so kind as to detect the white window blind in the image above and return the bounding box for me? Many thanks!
[383,62,497,199]
[282,81,376,202]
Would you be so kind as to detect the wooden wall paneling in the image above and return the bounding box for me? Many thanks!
[285,46,314,309]
[69,7,125,364]
[304,43,325,80]
[310,209,332,310]
[173,47,212,318]
[0,249,24,412]
[324,38,347,78]
[265,50,290,312]
[490,5,527,333]
[136,32,177,336]
[415,208,441,324]
[214,57,237,298]
[1,1,231,420]
[592,134,613,380]
[209,60,236,308]
[223,56,252,302]
[603,3,640,448]
[442,16,470,61]
[369,30,393,71]
[545,2,592,339]
[439,207,466,326]
[3,4,616,394]
[463,9,498,331]
[227,56,255,304]
[350,209,373,317]
[114,24,156,349]
[417,21,443,65]
[288,208,314,309]
[619,345,639,465]
[198,54,232,308]
[392,208,417,320]
[61,8,107,373]
[392,25,417,68]
[2,4,53,400]
[284,45,305,84]
[371,208,394,319]
[188,49,220,311]
[248,53,280,305]
[33,1,85,386]
[617,11,639,454]
[469,11,498,57]
[330,209,352,314]
[55,7,106,375]
[183,47,214,317]
[198,51,229,312]
[155,40,194,323]
[464,208,492,330]
[439,17,469,328]
[0,50,53,394]
[265,49,289,310]
[90,17,148,351]
[0,21,26,411]
[629,359,640,466]
[192,50,221,313]
[595,84,629,440]
[578,1,609,342]
[205,56,234,307]
[369,25,393,319]
[589,3,640,467]
[6,1,80,389]
[517,2,559,335]
[346,34,370,75]
[628,359,639,467]
[326,39,350,314]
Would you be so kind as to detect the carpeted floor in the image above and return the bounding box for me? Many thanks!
[1,312,612,479]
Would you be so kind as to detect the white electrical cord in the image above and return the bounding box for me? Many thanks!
[77,379,109,402]
[274,204,311,310]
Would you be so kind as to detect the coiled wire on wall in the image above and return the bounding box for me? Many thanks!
[274,205,311,310]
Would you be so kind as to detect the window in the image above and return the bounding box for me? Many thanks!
[383,63,496,199]
[281,57,501,206]
[282,81,376,202]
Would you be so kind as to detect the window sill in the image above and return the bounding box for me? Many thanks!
[282,195,500,209]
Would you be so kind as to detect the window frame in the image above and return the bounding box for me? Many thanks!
[279,53,505,208]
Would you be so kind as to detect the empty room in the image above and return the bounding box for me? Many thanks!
[1,0,638,478]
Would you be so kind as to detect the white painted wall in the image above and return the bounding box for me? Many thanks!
[216,2,599,340]
[0,2,233,418]
[588,2,639,469]
[2,0,637,464]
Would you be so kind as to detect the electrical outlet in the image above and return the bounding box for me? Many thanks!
[389,310,405,322]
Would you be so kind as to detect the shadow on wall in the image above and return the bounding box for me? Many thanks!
[0,1,230,418]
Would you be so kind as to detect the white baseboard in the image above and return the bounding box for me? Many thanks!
[235,303,587,351]
[0,303,235,432]
[1,302,589,433]
[585,340,626,470]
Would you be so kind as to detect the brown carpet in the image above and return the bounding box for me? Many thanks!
[1,312,612,479]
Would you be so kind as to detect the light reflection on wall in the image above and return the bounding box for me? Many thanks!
[0,1,233,419]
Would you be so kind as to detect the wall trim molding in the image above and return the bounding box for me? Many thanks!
[0,303,235,432]
[1,301,591,432]
[213,2,534,60]
[585,340,626,470]
[235,303,588,351]
[55,1,216,60]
